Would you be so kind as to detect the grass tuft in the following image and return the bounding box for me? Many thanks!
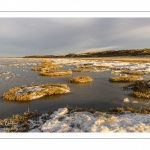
[109,107,150,114]
[109,75,142,82]
[123,80,150,98]
[3,84,70,101]
[69,76,93,83]
[121,69,149,75]
[39,70,72,76]
[72,69,91,72]
[31,60,60,71]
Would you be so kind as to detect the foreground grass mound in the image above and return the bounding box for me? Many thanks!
[0,110,42,132]
[40,70,72,76]
[69,76,93,83]
[31,60,60,71]
[109,107,150,114]
[3,84,70,101]
[109,75,143,82]
[123,80,150,98]
[1,106,150,132]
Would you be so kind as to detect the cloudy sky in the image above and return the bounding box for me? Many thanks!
[0,18,150,57]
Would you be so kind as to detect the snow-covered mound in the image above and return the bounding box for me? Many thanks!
[40,108,150,132]
[3,84,70,101]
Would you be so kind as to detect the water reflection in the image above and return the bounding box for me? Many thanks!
[4,99,31,105]
[40,94,66,101]
[68,82,92,86]
[0,58,150,119]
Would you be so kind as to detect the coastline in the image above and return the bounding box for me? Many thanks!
[1,56,150,63]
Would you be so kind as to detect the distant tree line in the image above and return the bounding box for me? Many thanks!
[24,48,150,58]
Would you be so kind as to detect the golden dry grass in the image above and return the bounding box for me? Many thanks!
[131,91,150,98]
[69,76,93,83]
[72,69,91,72]
[74,57,150,63]
[0,109,42,132]
[94,65,110,68]
[3,84,70,101]
[78,65,93,69]
[78,65,110,69]
[40,70,72,76]
[111,67,129,71]
[109,107,150,114]
[109,75,142,82]
[121,69,149,75]
[31,60,60,71]
[31,68,42,71]
[123,80,150,98]
[3,87,32,101]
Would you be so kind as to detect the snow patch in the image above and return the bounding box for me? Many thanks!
[40,108,150,132]
[51,59,150,73]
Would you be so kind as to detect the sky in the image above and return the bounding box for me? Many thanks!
[0,18,150,57]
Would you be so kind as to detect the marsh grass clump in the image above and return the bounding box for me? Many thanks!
[77,65,110,70]
[109,107,150,114]
[0,110,43,132]
[94,65,110,68]
[31,67,42,71]
[39,70,72,76]
[72,69,91,72]
[131,91,150,98]
[77,65,93,69]
[31,60,60,71]
[123,80,150,92]
[3,84,70,101]
[121,69,149,75]
[111,67,129,71]
[109,75,143,83]
[123,80,150,98]
[69,76,93,83]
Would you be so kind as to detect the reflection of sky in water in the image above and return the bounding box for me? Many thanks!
[0,58,150,119]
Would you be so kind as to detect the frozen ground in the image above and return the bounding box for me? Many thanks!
[1,107,150,133]
[30,107,150,132]
[51,59,150,73]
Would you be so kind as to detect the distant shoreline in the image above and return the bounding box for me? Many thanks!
[23,48,150,59]
[0,56,150,63]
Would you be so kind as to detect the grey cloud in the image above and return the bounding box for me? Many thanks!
[0,18,150,57]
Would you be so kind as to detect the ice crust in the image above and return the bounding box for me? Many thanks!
[39,108,150,132]
[51,59,150,73]
[15,86,70,100]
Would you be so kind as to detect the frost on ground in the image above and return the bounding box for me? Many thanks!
[1,108,150,133]
[28,108,150,133]
[51,59,150,73]
[40,108,150,132]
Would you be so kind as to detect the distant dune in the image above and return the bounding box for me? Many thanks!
[24,48,150,58]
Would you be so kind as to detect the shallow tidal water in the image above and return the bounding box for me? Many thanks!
[0,58,150,119]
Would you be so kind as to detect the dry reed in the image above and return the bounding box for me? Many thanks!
[123,80,150,98]
[3,84,70,101]
[121,69,149,75]
[69,76,93,83]
[31,60,60,71]
[109,75,142,82]
[40,70,72,76]
[72,69,91,72]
